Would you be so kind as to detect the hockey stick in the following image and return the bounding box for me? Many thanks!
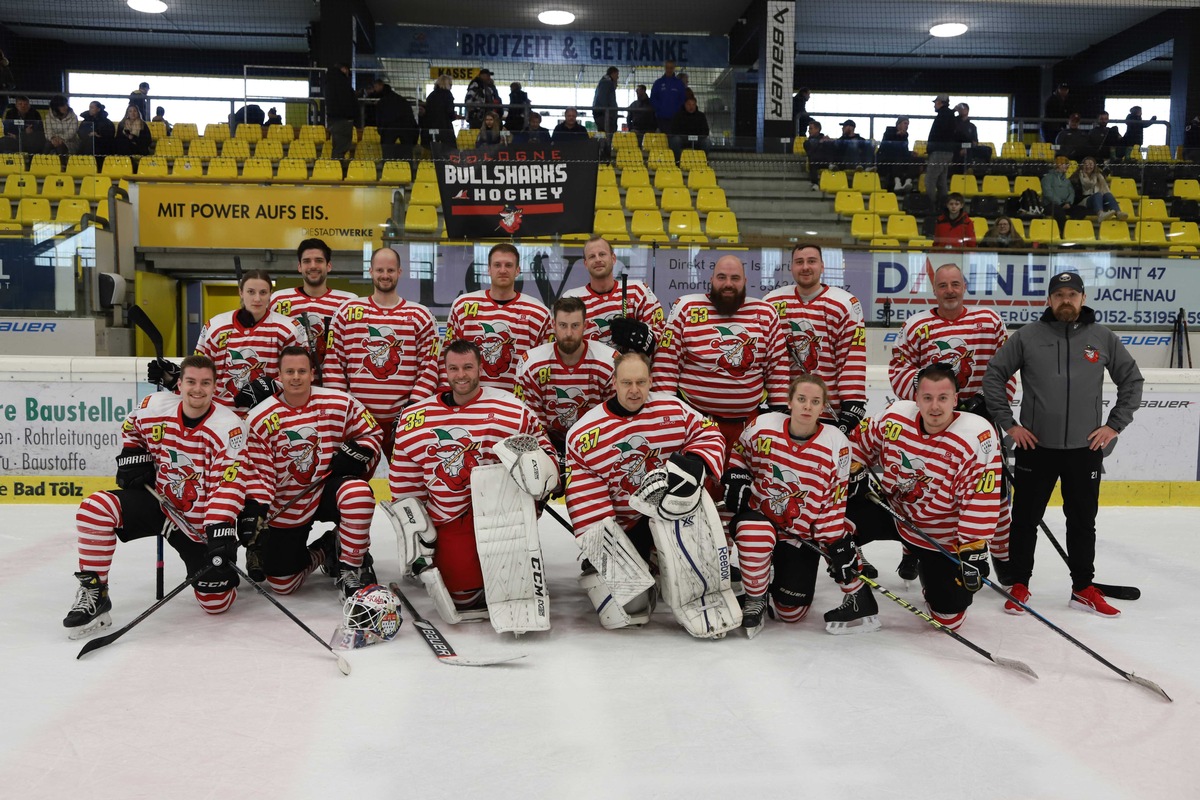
[389,582,526,667]
[128,303,167,601]
[146,486,351,675]
[621,272,628,318]
[865,482,1170,701]
[77,564,214,659]
[233,255,243,283]
[998,459,1140,601]
[792,537,1037,679]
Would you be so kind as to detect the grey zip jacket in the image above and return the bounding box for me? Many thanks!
[983,306,1143,450]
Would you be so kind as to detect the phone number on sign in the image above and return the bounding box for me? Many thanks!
[1094,309,1200,326]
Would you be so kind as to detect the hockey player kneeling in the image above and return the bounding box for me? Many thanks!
[723,374,879,638]
[565,352,739,638]
[387,340,558,635]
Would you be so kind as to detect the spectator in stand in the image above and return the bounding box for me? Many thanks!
[1121,106,1155,158]
[1071,156,1126,221]
[804,120,835,188]
[1185,111,1200,162]
[954,103,988,165]
[505,82,530,132]
[113,104,152,157]
[669,96,709,164]
[422,74,459,152]
[77,101,115,155]
[231,104,265,137]
[128,82,151,121]
[464,69,500,130]
[627,85,655,146]
[2,95,46,154]
[553,107,590,144]
[0,49,12,115]
[324,63,358,161]
[44,95,79,156]
[152,106,172,136]
[1089,111,1122,162]
[1041,156,1079,228]
[979,216,1026,248]
[514,112,551,145]
[1055,113,1091,162]
[592,66,620,140]
[651,60,686,133]
[264,107,282,128]
[371,79,418,163]
[926,93,958,210]
[835,119,872,170]
[793,87,812,138]
[878,117,913,192]
[933,192,976,248]
[476,110,509,148]
[1043,82,1070,143]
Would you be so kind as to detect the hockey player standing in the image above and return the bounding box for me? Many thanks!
[243,346,384,599]
[269,238,357,370]
[443,243,551,390]
[848,363,1002,631]
[561,235,664,353]
[64,355,250,638]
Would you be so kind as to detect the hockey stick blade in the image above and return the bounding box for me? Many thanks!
[1093,582,1141,601]
[990,655,1039,680]
[128,304,165,361]
[77,567,210,659]
[391,583,526,667]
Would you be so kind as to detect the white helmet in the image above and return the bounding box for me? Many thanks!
[342,584,403,642]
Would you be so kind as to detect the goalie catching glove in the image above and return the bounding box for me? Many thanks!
[609,316,654,354]
[957,539,990,593]
[494,433,559,499]
[146,358,180,391]
[630,451,706,520]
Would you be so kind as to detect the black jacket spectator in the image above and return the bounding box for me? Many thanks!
[671,106,710,138]
[376,85,418,145]
[422,82,458,150]
[1043,86,1070,143]
[927,104,958,153]
[552,121,590,144]
[505,85,530,132]
[77,103,115,155]
[324,68,358,122]
[1122,109,1155,147]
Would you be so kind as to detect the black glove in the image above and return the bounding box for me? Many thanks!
[237,498,269,547]
[146,357,180,391]
[329,439,373,478]
[205,521,239,568]
[836,401,867,436]
[660,451,705,516]
[234,376,276,409]
[847,463,868,499]
[721,467,753,516]
[115,446,156,490]
[609,317,654,354]
[957,540,990,593]
[957,392,990,422]
[825,534,861,584]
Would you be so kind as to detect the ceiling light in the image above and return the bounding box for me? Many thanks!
[538,10,575,26]
[128,0,168,12]
[929,22,968,38]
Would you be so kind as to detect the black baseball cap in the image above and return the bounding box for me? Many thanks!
[1048,271,1084,294]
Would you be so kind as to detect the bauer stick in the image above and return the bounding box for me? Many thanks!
[128,303,167,600]
[389,582,526,667]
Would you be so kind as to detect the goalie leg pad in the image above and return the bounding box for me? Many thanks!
[579,518,655,607]
[580,573,654,629]
[419,567,487,624]
[471,464,550,635]
[646,493,743,639]
[382,496,437,577]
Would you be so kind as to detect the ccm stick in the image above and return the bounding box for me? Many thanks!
[390,582,526,667]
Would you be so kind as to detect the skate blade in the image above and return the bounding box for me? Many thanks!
[66,612,112,641]
[744,621,765,639]
[824,614,882,636]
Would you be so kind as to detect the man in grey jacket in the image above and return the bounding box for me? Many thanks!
[983,271,1142,618]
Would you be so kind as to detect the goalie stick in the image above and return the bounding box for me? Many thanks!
[389,582,526,667]
[128,303,167,601]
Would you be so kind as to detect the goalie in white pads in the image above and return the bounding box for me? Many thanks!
[565,352,739,638]
[386,340,558,633]
[722,374,877,638]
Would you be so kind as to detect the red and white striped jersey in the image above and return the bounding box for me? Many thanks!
[120,392,248,540]
[269,286,358,365]
[728,413,852,544]
[389,388,555,524]
[565,393,727,534]
[323,296,441,422]
[443,291,552,389]
[763,284,867,409]
[652,294,789,419]
[514,340,618,448]
[194,310,307,409]
[888,306,1015,401]
[244,386,383,527]
[851,401,1001,549]
[561,279,666,347]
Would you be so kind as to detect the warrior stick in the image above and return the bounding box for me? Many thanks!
[128,304,167,600]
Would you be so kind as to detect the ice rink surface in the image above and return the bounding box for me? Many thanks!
[1,503,1196,800]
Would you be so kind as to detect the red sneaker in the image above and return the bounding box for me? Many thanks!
[1070,585,1121,618]
[1004,583,1030,615]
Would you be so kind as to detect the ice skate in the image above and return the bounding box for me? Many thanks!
[64,571,113,640]
[823,584,881,635]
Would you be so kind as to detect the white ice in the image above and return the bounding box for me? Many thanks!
[1,504,1197,800]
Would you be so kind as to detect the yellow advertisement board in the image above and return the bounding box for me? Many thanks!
[137,183,393,250]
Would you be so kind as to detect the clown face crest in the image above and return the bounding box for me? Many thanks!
[425,427,481,491]
[474,322,517,379]
[786,320,821,373]
[710,324,757,376]
[282,426,321,482]
[612,435,662,495]
[933,337,976,389]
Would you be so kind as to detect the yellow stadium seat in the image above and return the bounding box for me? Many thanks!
[242,158,274,181]
[234,123,262,142]
[667,210,702,238]
[1008,218,1027,239]
[1109,177,1138,200]
[643,132,668,152]
[611,132,636,151]
[646,149,674,173]
[1146,145,1172,162]
[980,175,1013,197]
[1012,176,1041,197]
[137,157,169,177]
[597,164,617,187]
[299,125,327,142]
[660,187,693,212]
[819,170,849,193]
[705,210,739,242]
[868,192,900,215]
[1135,221,1168,247]
[360,126,380,143]
[949,174,979,197]
[1098,220,1131,245]
[688,167,717,191]
[913,141,928,157]
[1000,142,1027,160]
[973,217,988,240]
[16,197,52,224]
[908,237,935,249]
[404,204,439,235]
[65,155,97,177]
[1115,197,1137,221]
[29,154,62,177]
[631,209,666,241]
[155,138,185,160]
[0,221,21,236]
[171,157,203,178]
[171,123,198,143]
[311,159,343,181]
[834,190,865,217]
[0,154,25,175]
[415,161,436,183]
[1173,179,1200,200]
[869,237,901,251]
[203,123,230,142]
[3,174,37,197]
[1027,218,1060,245]
[1029,142,1054,160]
[624,186,658,212]
[1138,197,1172,222]
[345,160,377,181]
[275,158,308,181]
[695,187,729,213]
[456,128,478,149]
[594,209,629,240]
[254,140,284,161]
[1169,222,1200,247]
[851,171,881,194]
[188,138,218,159]
[79,176,113,200]
[381,161,412,184]
[621,167,650,189]
[267,124,294,142]
[287,140,317,161]
[40,175,75,199]
[101,156,133,179]
[679,150,708,173]
[886,214,921,242]
[0,202,9,221]
[56,198,91,224]
[409,181,441,207]
[616,148,644,169]
[1062,219,1096,244]
[1169,245,1198,255]
[221,139,251,161]
[850,212,883,241]
[654,167,684,191]
[793,136,807,154]
[148,121,167,140]
[1127,146,1143,161]
[205,157,239,180]
[595,185,623,210]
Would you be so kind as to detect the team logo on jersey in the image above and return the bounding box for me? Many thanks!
[710,324,757,376]
[425,427,481,491]
[592,316,614,342]
[226,348,266,395]
[888,452,932,503]
[227,426,245,452]
[934,338,975,390]
[758,464,809,529]
[612,436,662,494]
[361,325,402,379]
[977,429,993,456]
[786,320,821,372]
[1083,345,1099,363]
[282,426,321,482]
[498,204,524,234]
[475,322,516,379]
[163,450,201,511]
[552,387,588,432]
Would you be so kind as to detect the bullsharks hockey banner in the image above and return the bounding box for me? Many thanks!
[435,140,599,239]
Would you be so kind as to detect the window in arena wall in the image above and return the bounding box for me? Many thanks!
[1106,98,1170,147]
[67,73,308,128]
[806,93,1009,146]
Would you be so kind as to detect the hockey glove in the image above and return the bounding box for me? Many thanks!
[115,446,156,490]
[957,539,990,593]
[205,521,239,568]
[721,467,753,516]
[663,451,706,516]
[609,316,654,354]
[956,392,991,422]
[237,498,269,547]
[495,433,560,498]
[146,357,180,391]
[836,401,867,437]
[234,376,277,410]
[825,534,861,585]
[847,462,868,499]
[329,439,374,479]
